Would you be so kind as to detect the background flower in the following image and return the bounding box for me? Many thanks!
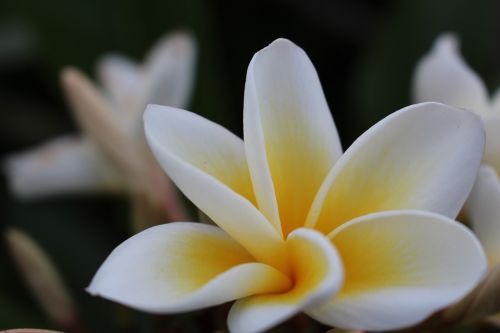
[413,33,500,268]
[4,31,196,231]
[411,32,500,329]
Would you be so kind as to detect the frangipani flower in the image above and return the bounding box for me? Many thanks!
[466,166,500,267]
[412,33,500,327]
[413,33,500,173]
[414,34,500,269]
[89,39,487,333]
[4,31,195,228]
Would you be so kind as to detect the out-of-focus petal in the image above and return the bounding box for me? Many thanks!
[413,33,489,113]
[4,135,121,198]
[466,165,500,266]
[96,54,140,113]
[141,31,197,110]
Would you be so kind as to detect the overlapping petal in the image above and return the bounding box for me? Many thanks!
[308,211,487,331]
[307,102,484,234]
[413,33,489,114]
[144,105,288,271]
[466,165,500,266]
[87,223,291,313]
[244,38,342,236]
[97,54,139,113]
[4,136,121,198]
[227,228,343,333]
[61,67,145,182]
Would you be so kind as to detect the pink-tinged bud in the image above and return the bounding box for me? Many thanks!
[60,67,142,184]
[61,67,189,234]
[5,229,79,330]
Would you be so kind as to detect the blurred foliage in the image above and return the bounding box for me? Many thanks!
[0,0,499,332]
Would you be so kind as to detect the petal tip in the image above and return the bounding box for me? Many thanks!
[143,103,172,126]
[85,284,97,296]
[60,66,84,88]
[434,32,460,52]
[262,38,302,55]
[268,37,296,47]
[143,103,160,121]
[251,38,304,64]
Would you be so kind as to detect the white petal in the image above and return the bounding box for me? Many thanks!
[144,105,288,271]
[413,33,489,113]
[308,210,487,331]
[244,38,342,236]
[306,102,485,234]
[227,228,343,333]
[4,136,122,198]
[466,165,500,266]
[88,223,291,313]
[96,54,140,113]
[141,31,197,110]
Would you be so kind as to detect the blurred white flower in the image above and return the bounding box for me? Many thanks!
[4,31,196,229]
[413,33,500,265]
[413,33,500,172]
[88,39,486,333]
[413,33,500,326]
[465,166,500,267]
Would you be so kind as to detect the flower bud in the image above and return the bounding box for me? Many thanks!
[5,229,79,330]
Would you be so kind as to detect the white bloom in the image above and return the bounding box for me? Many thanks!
[414,33,500,268]
[4,32,196,202]
[89,39,487,333]
[413,33,500,172]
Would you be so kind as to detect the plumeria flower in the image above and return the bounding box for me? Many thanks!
[413,33,500,173]
[466,166,500,267]
[6,33,196,213]
[89,39,487,333]
[412,33,500,326]
[413,34,500,272]
[4,31,195,228]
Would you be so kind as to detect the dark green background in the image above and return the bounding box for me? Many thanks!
[1,0,500,332]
